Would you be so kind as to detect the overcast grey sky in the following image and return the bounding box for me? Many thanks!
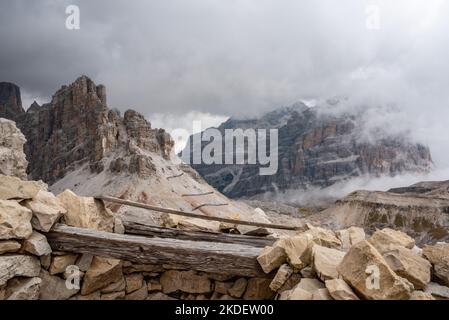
[1,0,449,171]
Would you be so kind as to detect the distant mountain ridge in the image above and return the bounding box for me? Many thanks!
[0,76,269,233]
[184,100,433,198]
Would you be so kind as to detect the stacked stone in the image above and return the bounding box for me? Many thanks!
[256,224,449,300]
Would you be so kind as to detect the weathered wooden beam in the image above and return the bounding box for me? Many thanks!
[122,220,275,248]
[46,224,267,277]
[97,195,299,231]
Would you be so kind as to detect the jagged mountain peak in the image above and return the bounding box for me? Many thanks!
[186,101,433,198]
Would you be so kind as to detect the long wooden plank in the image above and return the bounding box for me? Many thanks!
[97,195,298,231]
[46,224,267,277]
[122,220,275,247]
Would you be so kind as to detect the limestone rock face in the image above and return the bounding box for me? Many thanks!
[280,287,313,300]
[228,278,247,298]
[0,76,174,185]
[368,228,415,254]
[0,118,28,179]
[269,264,293,292]
[0,199,33,240]
[276,233,313,269]
[24,190,66,232]
[242,278,275,300]
[57,190,113,232]
[39,269,79,300]
[49,255,78,275]
[337,240,413,300]
[311,245,346,281]
[410,291,435,300]
[0,83,24,122]
[425,282,449,299]
[0,255,41,286]
[0,175,42,201]
[336,227,365,251]
[0,240,21,254]
[160,270,211,294]
[125,273,144,294]
[383,246,431,290]
[256,245,286,274]
[81,257,123,295]
[422,243,449,286]
[325,279,359,300]
[22,231,52,256]
[185,101,432,198]
[6,277,42,300]
[125,284,148,300]
[304,225,342,249]
[318,181,449,245]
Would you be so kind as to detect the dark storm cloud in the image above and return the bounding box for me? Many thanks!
[1,0,449,173]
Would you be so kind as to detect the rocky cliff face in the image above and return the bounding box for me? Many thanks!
[0,118,28,179]
[0,76,174,184]
[0,83,24,122]
[0,76,269,234]
[184,102,433,198]
[310,180,449,245]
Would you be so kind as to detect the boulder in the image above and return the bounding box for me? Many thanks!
[76,254,93,272]
[125,273,144,293]
[368,228,415,254]
[0,199,33,240]
[276,233,313,269]
[269,264,293,292]
[5,277,41,300]
[383,246,431,290]
[101,276,126,294]
[280,287,313,300]
[256,245,286,274]
[312,288,333,300]
[409,291,435,300]
[337,240,413,300]
[0,240,21,254]
[300,266,316,278]
[278,274,302,293]
[422,243,449,286]
[336,227,365,251]
[311,245,346,281]
[303,224,342,249]
[0,175,42,200]
[243,278,275,300]
[325,279,359,300]
[160,270,211,294]
[49,255,78,275]
[24,190,66,232]
[425,282,449,299]
[57,189,114,232]
[39,269,79,300]
[125,282,148,300]
[147,280,162,292]
[0,255,41,286]
[214,281,233,295]
[22,231,52,256]
[227,278,247,298]
[81,257,123,295]
[40,254,51,270]
[295,278,325,295]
